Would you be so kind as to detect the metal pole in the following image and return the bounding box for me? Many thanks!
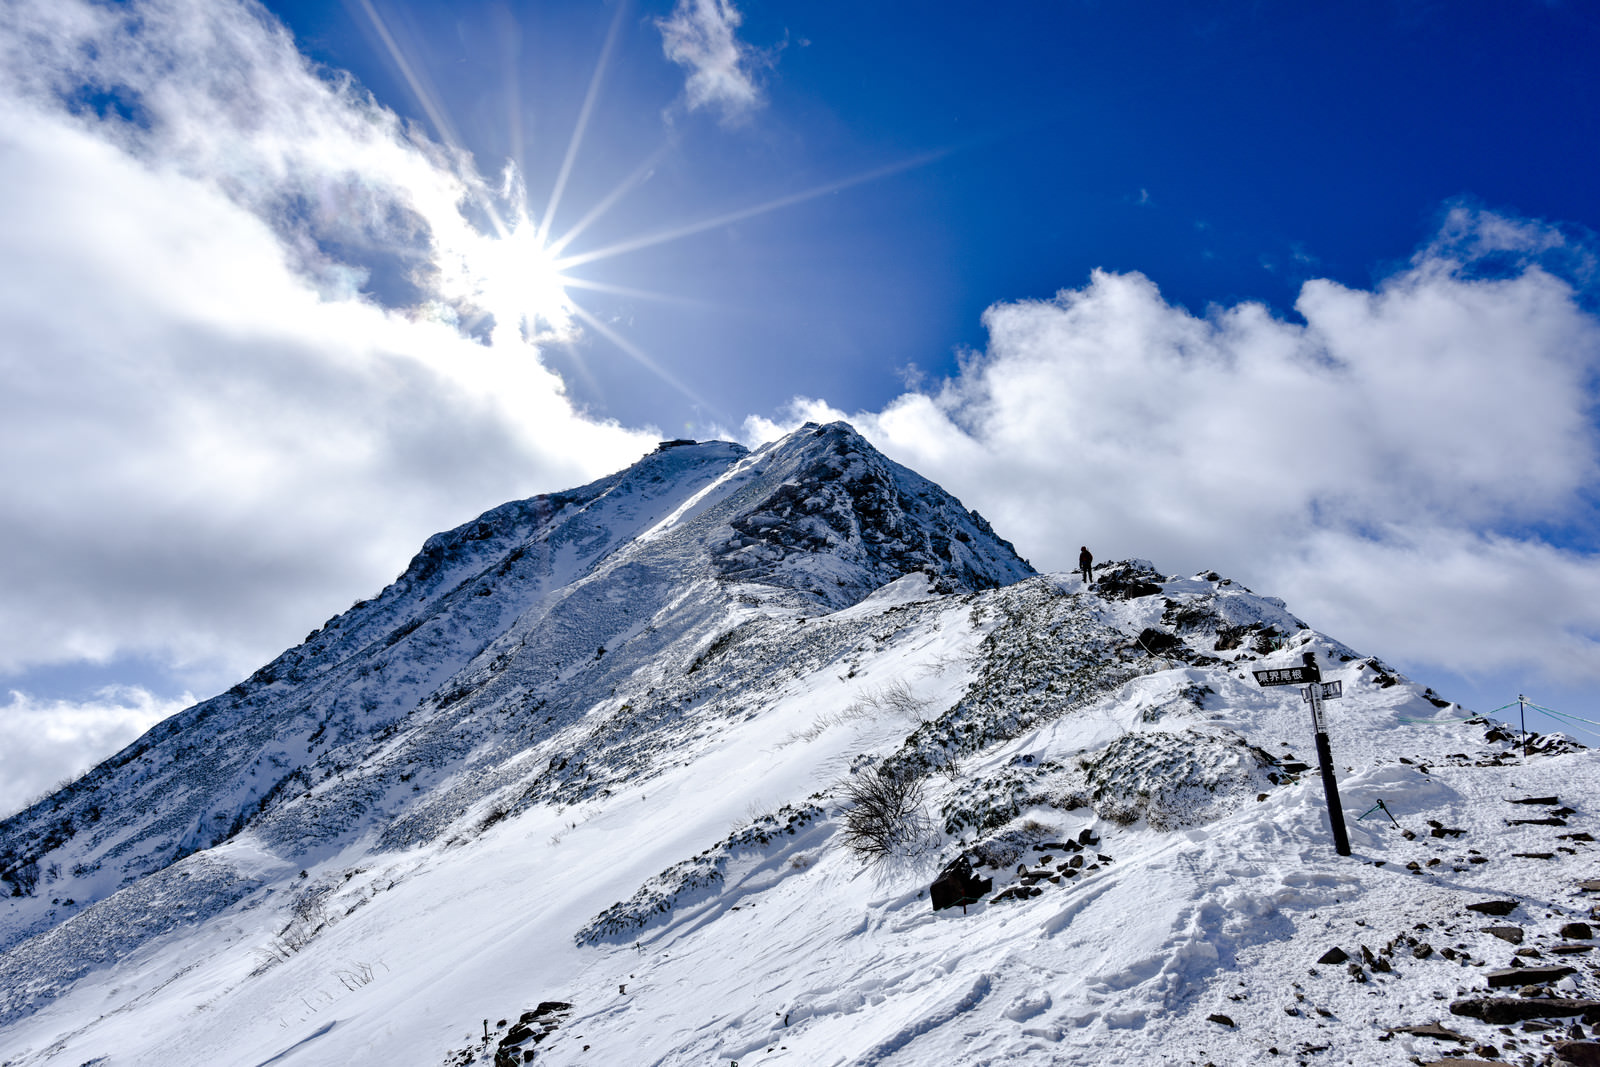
[1518,694,1528,761]
[1303,652,1351,856]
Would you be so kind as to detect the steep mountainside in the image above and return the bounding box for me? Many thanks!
[0,424,1594,1067]
[0,423,1030,963]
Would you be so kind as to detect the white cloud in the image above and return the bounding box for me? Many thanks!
[0,688,191,818]
[656,0,765,121]
[0,0,654,692]
[748,209,1600,696]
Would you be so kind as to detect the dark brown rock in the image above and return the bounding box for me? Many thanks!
[1552,944,1595,955]
[1511,796,1561,805]
[1207,1013,1235,1027]
[1466,900,1519,917]
[1450,997,1600,1024]
[1484,926,1524,944]
[1318,946,1349,965]
[1389,1023,1467,1042]
[1485,964,1575,988]
[1560,922,1593,940]
[1553,1041,1600,1067]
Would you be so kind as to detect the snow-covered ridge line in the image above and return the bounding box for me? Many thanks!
[1,422,1592,1067]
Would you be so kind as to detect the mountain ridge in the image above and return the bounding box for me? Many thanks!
[1,422,1595,1067]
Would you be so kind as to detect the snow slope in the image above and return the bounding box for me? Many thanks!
[0,426,1595,1067]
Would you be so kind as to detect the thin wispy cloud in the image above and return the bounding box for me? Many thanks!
[655,0,766,121]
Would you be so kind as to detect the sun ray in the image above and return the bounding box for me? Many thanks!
[356,0,511,238]
[568,301,717,415]
[537,0,629,245]
[553,148,953,271]
[546,143,674,259]
[561,275,715,310]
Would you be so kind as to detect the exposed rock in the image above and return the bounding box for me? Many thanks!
[1207,1013,1236,1027]
[1560,922,1594,940]
[1552,1041,1600,1066]
[1466,900,1519,917]
[1484,926,1524,945]
[1318,946,1349,965]
[1388,1023,1467,1042]
[1449,997,1600,1025]
[1485,964,1574,988]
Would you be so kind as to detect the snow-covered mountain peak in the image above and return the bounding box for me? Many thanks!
[1,430,1594,1067]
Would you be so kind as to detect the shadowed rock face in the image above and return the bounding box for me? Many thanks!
[0,421,1031,971]
[713,422,1032,606]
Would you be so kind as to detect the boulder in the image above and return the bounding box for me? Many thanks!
[1485,964,1576,988]
[1466,900,1519,917]
[1450,997,1600,1025]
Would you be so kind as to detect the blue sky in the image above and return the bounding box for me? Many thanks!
[262,0,1600,433]
[1,0,1599,811]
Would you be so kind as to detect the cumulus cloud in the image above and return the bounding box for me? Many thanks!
[0,688,192,818]
[656,0,765,120]
[747,207,1600,696]
[0,0,654,696]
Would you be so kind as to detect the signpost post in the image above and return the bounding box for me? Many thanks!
[1254,651,1352,856]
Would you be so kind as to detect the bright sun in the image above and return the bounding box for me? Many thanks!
[474,221,575,345]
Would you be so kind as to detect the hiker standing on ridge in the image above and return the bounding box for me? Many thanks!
[1078,546,1093,586]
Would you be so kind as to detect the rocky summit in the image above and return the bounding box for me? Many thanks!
[0,422,1595,1067]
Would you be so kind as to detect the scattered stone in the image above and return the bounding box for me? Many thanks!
[1579,881,1600,893]
[1318,947,1350,965]
[1559,833,1595,843]
[1551,944,1595,955]
[1508,818,1569,827]
[1512,852,1556,860]
[1511,796,1561,805]
[1484,964,1579,989]
[1432,826,1467,839]
[1414,943,1435,959]
[1418,1058,1512,1066]
[1485,927,1524,945]
[1560,922,1594,940]
[1348,963,1368,982]
[1467,901,1520,917]
[1207,1013,1235,1027]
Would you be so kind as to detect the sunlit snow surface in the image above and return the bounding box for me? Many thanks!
[1,423,1595,1066]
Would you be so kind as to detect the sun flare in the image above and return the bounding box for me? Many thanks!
[470,221,575,346]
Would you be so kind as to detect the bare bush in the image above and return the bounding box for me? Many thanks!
[862,681,930,724]
[838,764,935,862]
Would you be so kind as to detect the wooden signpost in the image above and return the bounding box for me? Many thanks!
[1254,651,1352,856]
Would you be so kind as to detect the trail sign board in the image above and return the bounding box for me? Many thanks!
[1253,665,1316,687]
[1300,680,1343,702]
